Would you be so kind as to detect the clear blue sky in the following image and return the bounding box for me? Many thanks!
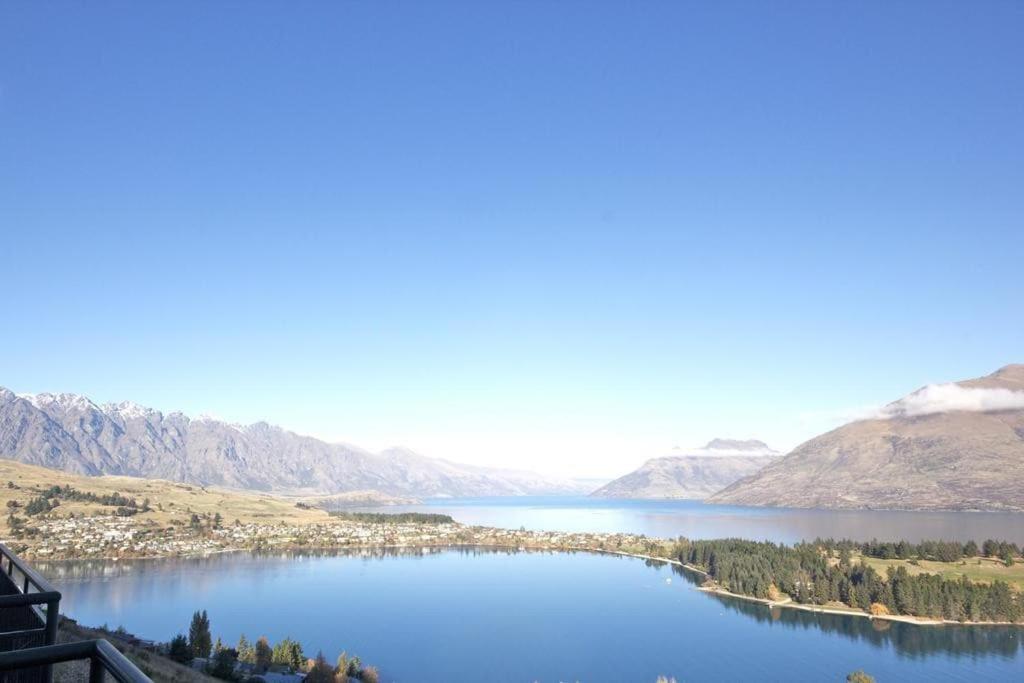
[1,2,1021,477]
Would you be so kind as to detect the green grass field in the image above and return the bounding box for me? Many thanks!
[858,554,1024,591]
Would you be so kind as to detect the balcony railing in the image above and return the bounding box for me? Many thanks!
[0,542,60,682]
[0,639,151,683]
[0,542,150,683]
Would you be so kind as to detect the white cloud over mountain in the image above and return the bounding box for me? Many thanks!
[669,438,779,458]
[879,383,1024,419]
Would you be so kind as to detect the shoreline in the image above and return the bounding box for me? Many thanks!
[30,541,1023,629]
[570,549,1024,628]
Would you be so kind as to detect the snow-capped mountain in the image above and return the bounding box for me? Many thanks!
[0,387,591,497]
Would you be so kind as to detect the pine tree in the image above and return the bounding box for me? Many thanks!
[211,648,238,680]
[188,610,212,659]
[289,640,305,671]
[305,651,334,683]
[168,634,191,663]
[237,634,254,664]
[847,671,875,683]
[272,639,290,667]
[255,636,273,671]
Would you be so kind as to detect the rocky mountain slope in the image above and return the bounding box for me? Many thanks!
[591,439,779,499]
[709,365,1024,511]
[0,388,591,497]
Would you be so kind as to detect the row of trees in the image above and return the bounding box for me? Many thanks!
[675,538,1022,623]
[814,537,1021,566]
[269,646,376,683]
[328,511,455,524]
[167,610,212,664]
[40,484,149,509]
[189,511,224,530]
[167,610,378,682]
[235,634,304,670]
[20,485,151,517]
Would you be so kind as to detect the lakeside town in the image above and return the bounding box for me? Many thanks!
[12,505,1024,627]
[9,510,669,563]
[3,475,1023,635]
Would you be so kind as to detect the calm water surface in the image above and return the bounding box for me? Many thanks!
[42,549,1023,683]
[41,499,1024,682]
[359,496,1024,544]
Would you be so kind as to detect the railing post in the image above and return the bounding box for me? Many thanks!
[44,597,60,683]
[89,655,105,683]
[44,599,59,645]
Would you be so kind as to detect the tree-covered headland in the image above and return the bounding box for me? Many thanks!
[674,538,1022,623]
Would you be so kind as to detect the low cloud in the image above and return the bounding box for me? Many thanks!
[798,383,1024,432]
[877,383,1024,419]
[669,444,779,458]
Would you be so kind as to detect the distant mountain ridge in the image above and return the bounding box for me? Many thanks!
[0,387,591,497]
[709,364,1024,511]
[590,439,780,500]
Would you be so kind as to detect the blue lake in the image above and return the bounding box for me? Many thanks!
[39,498,1024,682]
[42,549,1023,683]
[356,496,1024,545]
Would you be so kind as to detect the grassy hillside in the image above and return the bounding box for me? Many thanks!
[56,620,217,683]
[0,459,331,536]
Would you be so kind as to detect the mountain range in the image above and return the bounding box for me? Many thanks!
[0,388,592,497]
[709,364,1024,511]
[5,364,1022,510]
[591,439,779,499]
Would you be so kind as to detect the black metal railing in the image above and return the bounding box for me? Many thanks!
[0,543,151,683]
[0,543,61,682]
[0,639,150,683]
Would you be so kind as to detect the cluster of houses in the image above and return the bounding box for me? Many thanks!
[211,518,467,550]
[22,516,223,558]
[13,511,667,562]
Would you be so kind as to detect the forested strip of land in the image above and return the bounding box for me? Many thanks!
[674,538,1022,623]
[328,511,455,524]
